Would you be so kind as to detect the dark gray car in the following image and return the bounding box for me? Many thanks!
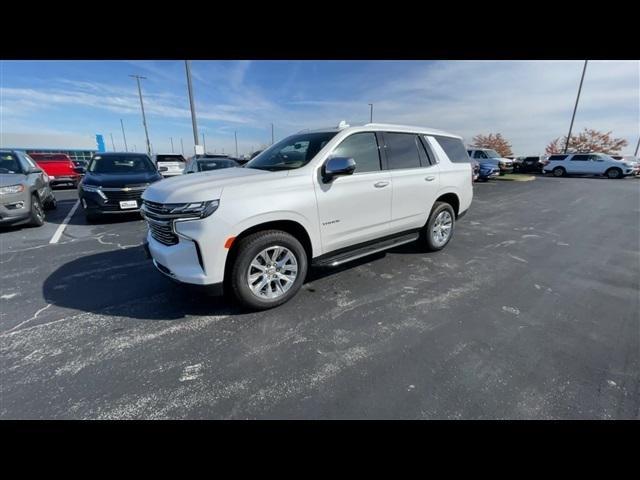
[0,150,57,227]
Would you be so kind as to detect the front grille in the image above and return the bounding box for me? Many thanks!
[146,217,179,246]
[99,186,146,211]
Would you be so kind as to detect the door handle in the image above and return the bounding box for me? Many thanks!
[374,181,389,188]
[425,176,436,181]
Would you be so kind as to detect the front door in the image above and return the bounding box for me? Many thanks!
[314,132,392,253]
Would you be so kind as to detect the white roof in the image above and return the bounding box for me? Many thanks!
[304,122,462,139]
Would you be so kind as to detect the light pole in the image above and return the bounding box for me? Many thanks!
[181,138,184,156]
[129,75,151,156]
[234,131,238,157]
[634,136,640,157]
[271,123,274,145]
[368,103,373,123]
[133,144,137,152]
[110,133,116,151]
[185,60,200,150]
[202,133,206,152]
[170,137,174,153]
[120,119,128,152]
[564,60,588,154]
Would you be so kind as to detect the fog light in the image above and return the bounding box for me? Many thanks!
[5,201,25,210]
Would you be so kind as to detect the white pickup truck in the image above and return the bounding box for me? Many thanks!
[142,123,473,309]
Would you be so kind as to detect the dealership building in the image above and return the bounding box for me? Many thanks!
[1,132,106,164]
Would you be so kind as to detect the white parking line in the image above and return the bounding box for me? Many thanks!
[49,200,80,244]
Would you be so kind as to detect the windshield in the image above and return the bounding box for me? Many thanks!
[245,132,338,171]
[484,150,501,158]
[0,152,24,174]
[88,155,155,174]
[197,159,238,171]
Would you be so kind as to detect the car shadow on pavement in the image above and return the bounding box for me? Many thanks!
[42,245,243,321]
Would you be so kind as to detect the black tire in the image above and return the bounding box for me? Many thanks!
[552,167,566,177]
[605,168,623,179]
[43,194,57,210]
[28,194,45,227]
[230,230,308,310]
[420,201,456,252]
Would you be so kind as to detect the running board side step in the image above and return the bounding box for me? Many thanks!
[312,232,420,268]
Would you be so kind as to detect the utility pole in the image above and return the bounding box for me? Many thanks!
[181,138,184,155]
[120,119,128,152]
[564,60,588,154]
[271,123,274,145]
[202,133,206,152]
[129,74,151,155]
[185,60,200,147]
[133,144,137,152]
[234,131,238,157]
[110,133,116,151]
[634,136,640,157]
[368,103,373,123]
[170,137,174,153]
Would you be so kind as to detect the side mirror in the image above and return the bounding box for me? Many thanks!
[74,166,86,174]
[29,168,43,174]
[322,156,356,183]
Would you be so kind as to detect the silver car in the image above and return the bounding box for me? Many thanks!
[0,150,57,227]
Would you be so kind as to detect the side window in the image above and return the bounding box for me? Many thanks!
[384,132,421,170]
[474,151,486,159]
[434,136,470,163]
[571,154,589,161]
[331,132,381,173]
[549,155,568,161]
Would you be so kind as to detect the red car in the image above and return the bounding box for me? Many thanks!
[28,153,81,188]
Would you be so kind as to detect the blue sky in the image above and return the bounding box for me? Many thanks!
[1,60,638,155]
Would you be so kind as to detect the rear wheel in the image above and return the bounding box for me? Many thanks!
[421,201,455,252]
[552,167,566,177]
[28,194,45,227]
[230,230,308,310]
[606,167,622,179]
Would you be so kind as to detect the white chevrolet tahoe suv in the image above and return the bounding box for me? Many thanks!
[141,123,473,310]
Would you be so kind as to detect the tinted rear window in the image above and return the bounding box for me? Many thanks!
[433,136,470,163]
[157,155,185,163]
[384,133,421,170]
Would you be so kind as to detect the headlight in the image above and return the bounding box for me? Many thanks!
[0,184,25,195]
[169,200,219,218]
[81,184,107,200]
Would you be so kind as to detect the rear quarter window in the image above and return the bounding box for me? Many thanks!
[548,155,568,161]
[433,136,470,163]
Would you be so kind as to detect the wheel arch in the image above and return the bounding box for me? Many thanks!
[223,219,314,285]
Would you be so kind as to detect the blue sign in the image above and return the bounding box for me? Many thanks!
[95,134,106,152]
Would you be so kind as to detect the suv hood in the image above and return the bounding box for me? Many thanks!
[83,171,161,188]
[0,173,27,188]
[142,166,288,203]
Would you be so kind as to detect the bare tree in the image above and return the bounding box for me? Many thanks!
[471,133,513,157]
[545,128,628,155]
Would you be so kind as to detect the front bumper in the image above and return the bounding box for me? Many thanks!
[144,214,232,286]
[79,189,143,214]
[499,165,514,174]
[0,192,31,225]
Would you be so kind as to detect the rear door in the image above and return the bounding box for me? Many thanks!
[382,132,440,233]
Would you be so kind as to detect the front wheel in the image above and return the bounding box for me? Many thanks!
[421,202,456,252]
[230,230,308,310]
[28,194,45,227]
[552,167,566,177]
[606,168,622,179]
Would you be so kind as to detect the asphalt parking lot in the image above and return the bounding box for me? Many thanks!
[1,175,638,419]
